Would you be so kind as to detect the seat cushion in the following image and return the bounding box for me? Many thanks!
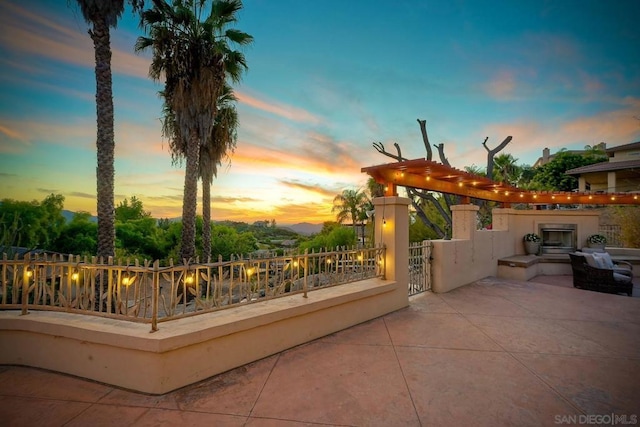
[613,272,632,283]
[614,267,633,277]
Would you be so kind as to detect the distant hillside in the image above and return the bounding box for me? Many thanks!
[284,222,323,236]
[62,210,96,223]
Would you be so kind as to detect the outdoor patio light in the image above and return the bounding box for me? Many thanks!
[25,269,32,278]
[245,268,254,278]
[122,276,131,286]
[71,272,79,281]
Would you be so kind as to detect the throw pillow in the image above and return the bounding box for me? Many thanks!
[593,252,615,269]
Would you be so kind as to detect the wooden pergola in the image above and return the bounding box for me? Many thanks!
[362,158,640,206]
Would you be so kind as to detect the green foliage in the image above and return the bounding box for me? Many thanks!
[298,225,356,252]
[116,217,167,260]
[115,196,150,222]
[0,194,65,249]
[209,224,258,260]
[409,215,439,242]
[528,151,606,191]
[52,212,97,255]
[523,233,541,242]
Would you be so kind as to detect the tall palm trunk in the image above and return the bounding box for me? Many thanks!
[202,178,211,262]
[180,131,200,262]
[91,17,115,260]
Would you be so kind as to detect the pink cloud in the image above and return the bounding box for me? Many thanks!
[483,70,517,101]
[0,1,149,80]
[236,90,322,124]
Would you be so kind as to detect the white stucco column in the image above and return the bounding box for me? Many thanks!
[373,196,410,284]
[578,176,587,192]
[451,204,479,240]
[607,172,616,193]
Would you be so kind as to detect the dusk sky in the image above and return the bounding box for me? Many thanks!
[1,0,639,225]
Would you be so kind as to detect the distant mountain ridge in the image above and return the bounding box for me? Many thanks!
[283,222,322,236]
[62,210,96,223]
[61,210,322,235]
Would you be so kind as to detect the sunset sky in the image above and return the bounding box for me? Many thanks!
[1,0,639,225]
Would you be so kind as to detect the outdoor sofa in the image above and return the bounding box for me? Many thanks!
[569,252,633,297]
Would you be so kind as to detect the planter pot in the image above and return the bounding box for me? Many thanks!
[588,243,605,250]
[524,241,540,255]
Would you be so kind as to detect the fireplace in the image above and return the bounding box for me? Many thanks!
[538,224,577,254]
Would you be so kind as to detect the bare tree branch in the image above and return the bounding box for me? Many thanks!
[433,143,450,166]
[372,141,406,162]
[483,136,512,180]
[417,119,433,160]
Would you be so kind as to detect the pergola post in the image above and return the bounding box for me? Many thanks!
[373,196,410,285]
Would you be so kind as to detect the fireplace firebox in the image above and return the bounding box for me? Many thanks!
[538,224,577,254]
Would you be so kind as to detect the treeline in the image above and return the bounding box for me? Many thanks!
[0,195,358,262]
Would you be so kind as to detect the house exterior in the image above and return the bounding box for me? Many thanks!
[532,142,606,168]
[565,141,640,193]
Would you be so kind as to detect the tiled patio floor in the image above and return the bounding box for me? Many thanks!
[1,275,639,426]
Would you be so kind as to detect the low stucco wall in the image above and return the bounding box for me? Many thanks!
[431,230,513,293]
[0,278,407,394]
[430,205,606,293]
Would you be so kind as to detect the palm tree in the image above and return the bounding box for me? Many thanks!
[137,0,252,262]
[75,0,145,260]
[492,153,521,186]
[75,0,124,260]
[332,189,369,246]
[200,84,238,261]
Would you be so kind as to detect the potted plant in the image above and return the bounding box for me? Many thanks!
[523,233,541,255]
[587,234,607,249]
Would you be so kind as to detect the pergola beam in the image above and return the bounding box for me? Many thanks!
[362,158,640,206]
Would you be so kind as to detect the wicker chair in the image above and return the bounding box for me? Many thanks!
[568,253,633,296]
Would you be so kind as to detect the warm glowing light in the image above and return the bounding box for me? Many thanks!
[122,277,131,286]
[426,176,431,181]
[293,260,299,267]
[458,182,463,187]
[611,196,616,201]
[519,193,524,198]
[504,191,509,196]
[567,196,571,200]
[245,269,254,278]
[551,195,555,199]
[533,194,537,199]
[71,272,79,281]
[326,258,332,264]
[634,195,638,200]
[383,218,387,226]
[26,270,33,278]
[589,195,593,200]
[357,254,363,261]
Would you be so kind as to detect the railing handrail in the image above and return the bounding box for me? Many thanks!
[0,246,385,331]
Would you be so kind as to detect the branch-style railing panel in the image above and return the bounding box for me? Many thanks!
[0,246,385,331]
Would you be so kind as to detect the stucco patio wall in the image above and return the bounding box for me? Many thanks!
[431,205,603,293]
[0,277,407,394]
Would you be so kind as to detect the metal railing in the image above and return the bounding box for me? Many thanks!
[408,240,432,296]
[0,246,385,331]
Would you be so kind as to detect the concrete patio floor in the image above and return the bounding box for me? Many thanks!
[1,275,639,426]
